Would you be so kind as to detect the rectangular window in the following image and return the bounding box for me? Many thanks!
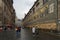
[40,14,43,17]
[58,1,60,4]
[29,10,31,13]
[43,14,46,16]
[49,3,54,13]
[33,8,35,13]
[43,0,48,4]
[36,2,39,7]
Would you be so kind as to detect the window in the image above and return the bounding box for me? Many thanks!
[43,14,46,16]
[29,10,31,13]
[36,2,39,7]
[40,13,46,17]
[4,6,6,11]
[49,3,54,13]
[33,8,35,13]
[39,0,43,8]
[43,0,48,4]
[58,1,60,4]
[40,14,43,17]
[45,8,48,14]
[34,16,36,19]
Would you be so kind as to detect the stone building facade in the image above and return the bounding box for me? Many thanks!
[0,0,15,29]
[23,0,60,32]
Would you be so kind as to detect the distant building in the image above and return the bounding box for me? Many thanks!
[0,0,15,28]
[15,17,22,27]
[22,0,60,32]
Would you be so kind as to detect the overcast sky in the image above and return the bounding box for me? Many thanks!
[13,0,36,19]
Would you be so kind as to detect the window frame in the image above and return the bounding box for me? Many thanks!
[48,3,55,13]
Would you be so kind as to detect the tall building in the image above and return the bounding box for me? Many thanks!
[0,0,15,29]
[22,0,60,32]
[0,0,16,40]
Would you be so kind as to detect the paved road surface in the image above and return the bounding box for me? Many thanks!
[21,28,33,40]
[0,30,16,40]
[0,28,60,40]
[21,28,60,40]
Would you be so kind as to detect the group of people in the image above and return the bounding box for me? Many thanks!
[15,26,39,38]
[15,27,21,38]
[16,27,21,32]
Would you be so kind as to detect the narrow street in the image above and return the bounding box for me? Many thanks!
[0,0,60,40]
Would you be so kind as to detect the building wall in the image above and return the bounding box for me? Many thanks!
[0,0,3,26]
[57,0,60,31]
[23,0,60,31]
[0,0,2,7]
[0,0,15,28]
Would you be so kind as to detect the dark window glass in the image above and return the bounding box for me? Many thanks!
[34,17,36,19]
[33,8,35,13]
[43,0,48,4]
[36,2,39,7]
[40,14,43,17]
[29,10,31,13]
[58,1,60,4]
[45,9,48,14]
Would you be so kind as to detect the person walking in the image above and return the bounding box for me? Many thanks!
[32,26,36,36]
[16,27,21,38]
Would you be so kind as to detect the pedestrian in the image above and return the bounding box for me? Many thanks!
[32,26,36,35]
[4,27,7,31]
[0,27,3,32]
[16,27,19,38]
[36,28,40,35]
[16,27,21,38]
[18,27,21,32]
[35,29,39,40]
